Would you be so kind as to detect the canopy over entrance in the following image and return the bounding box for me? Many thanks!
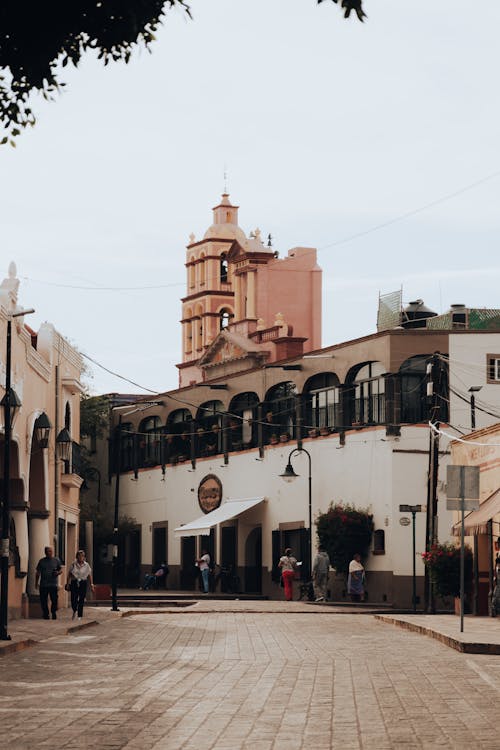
[174,497,265,538]
[452,487,500,536]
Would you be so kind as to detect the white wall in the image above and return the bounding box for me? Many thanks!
[117,423,455,579]
[449,333,500,432]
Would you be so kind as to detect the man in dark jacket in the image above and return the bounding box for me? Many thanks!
[35,546,62,619]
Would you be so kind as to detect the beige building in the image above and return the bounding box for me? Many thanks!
[0,263,84,618]
[451,423,500,615]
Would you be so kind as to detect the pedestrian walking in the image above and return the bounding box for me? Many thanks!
[492,537,500,616]
[35,546,62,620]
[347,553,365,602]
[278,547,298,601]
[312,546,330,602]
[66,550,94,620]
[196,550,211,593]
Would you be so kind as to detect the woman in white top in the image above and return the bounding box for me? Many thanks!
[66,550,94,620]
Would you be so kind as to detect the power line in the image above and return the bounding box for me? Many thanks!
[319,169,500,250]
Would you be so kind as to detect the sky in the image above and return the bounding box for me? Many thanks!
[1,0,499,395]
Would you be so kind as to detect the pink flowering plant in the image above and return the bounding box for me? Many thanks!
[421,542,472,598]
[316,502,373,575]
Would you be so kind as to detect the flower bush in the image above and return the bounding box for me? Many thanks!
[316,503,373,575]
[421,542,472,599]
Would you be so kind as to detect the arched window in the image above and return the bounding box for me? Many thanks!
[399,355,448,423]
[219,308,231,331]
[188,257,196,289]
[346,362,386,426]
[229,392,259,448]
[194,304,204,350]
[139,416,162,467]
[220,253,228,283]
[166,409,192,462]
[196,401,224,456]
[64,402,71,432]
[303,372,340,431]
[119,422,135,472]
[264,382,297,441]
[199,253,206,287]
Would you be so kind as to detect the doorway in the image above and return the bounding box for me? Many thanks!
[244,527,262,593]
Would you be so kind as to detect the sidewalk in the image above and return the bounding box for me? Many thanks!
[375,612,500,654]
[0,606,120,657]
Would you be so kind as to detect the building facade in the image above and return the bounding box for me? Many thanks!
[104,197,500,608]
[0,263,84,618]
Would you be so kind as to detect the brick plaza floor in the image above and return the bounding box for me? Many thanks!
[3,603,500,749]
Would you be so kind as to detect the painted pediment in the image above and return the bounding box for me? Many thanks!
[198,330,266,369]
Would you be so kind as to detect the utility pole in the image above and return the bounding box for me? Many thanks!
[425,352,441,613]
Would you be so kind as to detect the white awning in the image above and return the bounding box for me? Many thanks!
[174,497,265,538]
[452,487,500,536]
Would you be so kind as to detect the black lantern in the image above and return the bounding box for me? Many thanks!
[0,388,21,429]
[56,428,72,462]
[279,461,299,482]
[34,412,51,448]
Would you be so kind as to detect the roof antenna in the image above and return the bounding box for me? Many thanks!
[223,164,228,194]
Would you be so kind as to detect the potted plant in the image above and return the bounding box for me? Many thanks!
[280,432,290,443]
[308,428,319,438]
[421,543,473,608]
[269,434,279,445]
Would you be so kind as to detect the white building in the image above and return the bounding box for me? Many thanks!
[105,199,500,607]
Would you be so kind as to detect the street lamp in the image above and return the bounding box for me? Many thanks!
[279,447,312,577]
[399,504,422,613]
[1,308,34,641]
[111,401,164,612]
[468,386,482,431]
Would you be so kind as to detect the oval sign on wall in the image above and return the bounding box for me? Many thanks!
[399,517,411,527]
[198,474,222,514]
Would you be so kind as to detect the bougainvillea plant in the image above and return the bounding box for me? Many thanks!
[421,542,472,599]
[316,502,373,575]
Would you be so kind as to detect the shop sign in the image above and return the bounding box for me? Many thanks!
[198,474,222,514]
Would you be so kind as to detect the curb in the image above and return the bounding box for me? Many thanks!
[0,638,38,657]
[66,620,100,634]
[375,614,500,654]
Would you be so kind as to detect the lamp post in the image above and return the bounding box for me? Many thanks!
[468,386,482,431]
[111,401,164,612]
[279,447,312,576]
[399,504,422,613]
[0,309,34,641]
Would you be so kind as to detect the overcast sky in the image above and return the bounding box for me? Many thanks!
[2,0,499,395]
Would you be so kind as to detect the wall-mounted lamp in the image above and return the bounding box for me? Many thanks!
[0,388,21,429]
[34,412,51,448]
[55,427,72,462]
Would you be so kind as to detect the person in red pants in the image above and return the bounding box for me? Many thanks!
[278,547,298,601]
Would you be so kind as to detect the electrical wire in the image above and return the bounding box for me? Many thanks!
[429,421,500,447]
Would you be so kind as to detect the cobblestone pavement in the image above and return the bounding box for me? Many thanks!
[3,605,500,750]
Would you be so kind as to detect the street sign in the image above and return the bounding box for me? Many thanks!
[446,498,479,511]
[399,504,422,513]
[399,517,411,526]
[447,465,480,500]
